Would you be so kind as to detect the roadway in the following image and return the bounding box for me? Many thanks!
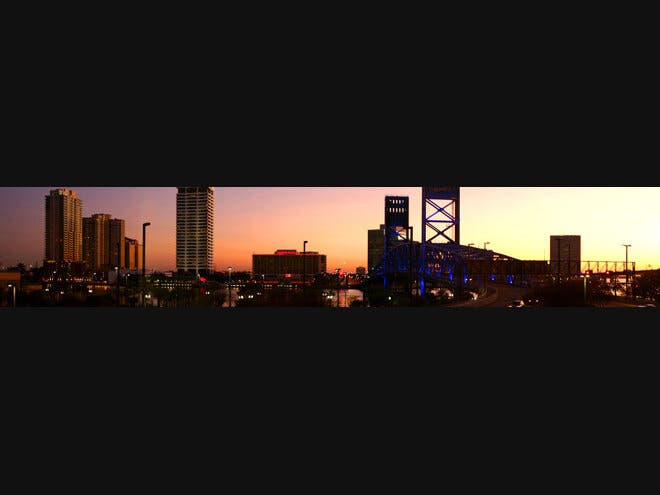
[451,283,645,308]
[449,283,529,308]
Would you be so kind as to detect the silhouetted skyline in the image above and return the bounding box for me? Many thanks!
[0,187,658,272]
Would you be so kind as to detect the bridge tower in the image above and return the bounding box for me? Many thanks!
[383,196,410,288]
[420,187,460,295]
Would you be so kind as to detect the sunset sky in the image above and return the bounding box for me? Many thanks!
[0,187,658,272]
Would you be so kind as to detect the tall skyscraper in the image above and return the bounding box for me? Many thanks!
[176,187,214,274]
[45,188,82,263]
[82,214,128,272]
[83,213,111,271]
[108,219,125,269]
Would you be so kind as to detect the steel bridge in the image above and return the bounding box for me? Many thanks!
[373,187,637,294]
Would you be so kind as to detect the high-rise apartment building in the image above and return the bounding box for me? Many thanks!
[176,187,214,274]
[82,214,130,272]
[83,213,111,271]
[108,219,125,269]
[45,188,82,263]
[124,237,143,271]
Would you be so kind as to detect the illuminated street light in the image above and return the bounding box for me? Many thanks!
[7,284,16,308]
[303,240,308,290]
[228,267,232,308]
[581,272,590,305]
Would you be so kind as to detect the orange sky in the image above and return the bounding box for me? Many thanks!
[1,187,658,272]
[214,187,659,272]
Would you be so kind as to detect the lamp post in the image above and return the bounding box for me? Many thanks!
[622,244,631,298]
[227,267,232,308]
[483,242,490,289]
[142,222,151,279]
[467,243,474,286]
[303,240,308,298]
[8,284,16,308]
[142,222,150,306]
[582,272,589,306]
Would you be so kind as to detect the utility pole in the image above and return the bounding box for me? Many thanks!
[303,240,307,302]
[622,244,631,298]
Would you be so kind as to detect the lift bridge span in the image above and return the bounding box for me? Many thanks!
[371,188,634,295]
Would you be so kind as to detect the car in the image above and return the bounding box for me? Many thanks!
[508,299,525,308]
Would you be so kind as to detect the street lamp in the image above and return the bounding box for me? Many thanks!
[142,222,151,279]
[303,240,308,292]
[7,284,16,308]
[482,242,490,288]
[622,244,631,298]
[142,222,151,307]
[581,272,590,306]
[228,267,232,308]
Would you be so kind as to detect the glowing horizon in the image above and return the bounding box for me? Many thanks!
[0,187,658,272]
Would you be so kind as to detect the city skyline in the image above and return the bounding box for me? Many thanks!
[0,187,659,272]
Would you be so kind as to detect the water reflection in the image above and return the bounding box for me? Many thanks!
[325,289,364,307]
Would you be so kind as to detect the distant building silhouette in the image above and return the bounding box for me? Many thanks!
[368,224,385,274]
[253,250,327,278]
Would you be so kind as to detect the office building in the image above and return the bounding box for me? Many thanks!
[45,188,82,263]
[368,224,385,274]
[253,250,327,278]
[124,237,143,271]
[550,235,581,276]
[176,187,214,274]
